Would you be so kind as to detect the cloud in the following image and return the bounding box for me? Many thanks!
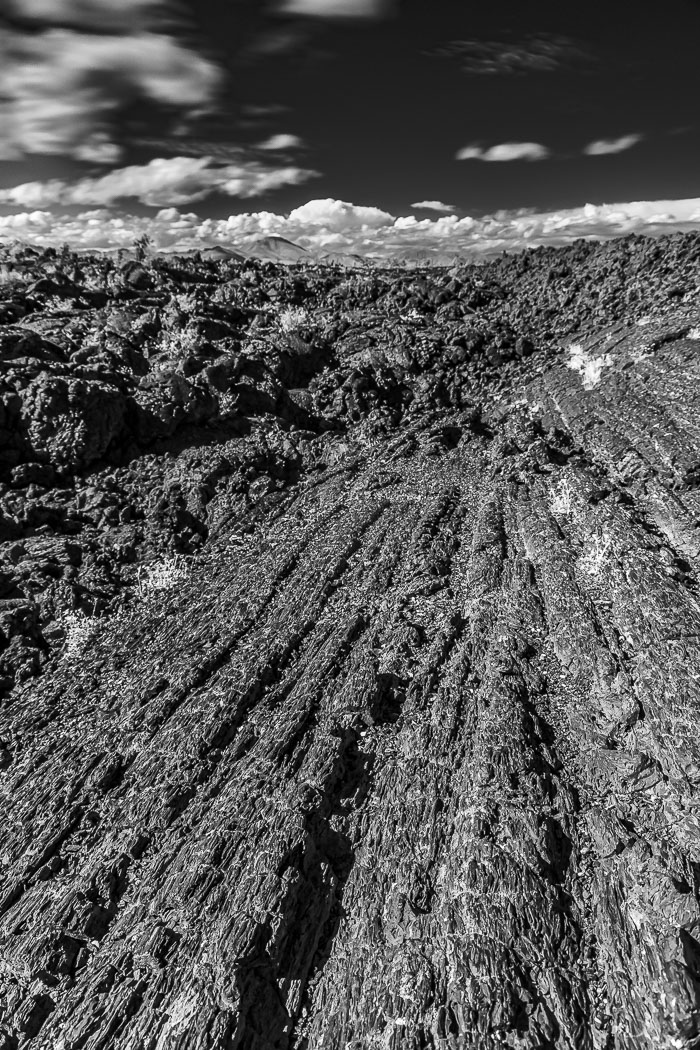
[242,104,290,118]
[411,201,458,213]
[4,197,700,259]
[134,140,250,163]
[0,156,319,208]
[8,0,168,31]
[583,133,643,156]
[456,142,550,162]
[240,25,312,61]
[0,6,222,163]
[288,198,394,230]
[257,134,305,151]
[275,0,393,17]
[430,34,593,75]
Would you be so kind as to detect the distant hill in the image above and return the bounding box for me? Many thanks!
[197,245,248,263]
[243,236,310,263]
[33,238,467,269]
[160,238,373,268]
[317,250,371,268]
[160,240,463,269]
[383,245,467,267]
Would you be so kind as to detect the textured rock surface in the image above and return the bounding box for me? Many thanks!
[1,234,700,1048]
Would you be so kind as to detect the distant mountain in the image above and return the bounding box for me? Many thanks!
[197,245,248,263]
[381,245,466,267]
[317,250,371,268]
[243,236,310,263]
[75,238,463,269]
[158,244,247,263]
[162,240,457,269]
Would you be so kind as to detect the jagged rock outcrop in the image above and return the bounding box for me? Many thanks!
[1,233,700,1048]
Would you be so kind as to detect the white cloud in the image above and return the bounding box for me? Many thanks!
[257,134,305,151]
[0,16,222,163]
[456,142,551,162]
[583,133,643,156]
[9,0,162,30]
[0,156,319,208]
[3,197,700,258]
[275,0,392,16]
[411,200,457,213]
[289,198,394,230]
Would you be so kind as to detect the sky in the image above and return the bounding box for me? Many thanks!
[1,0,699,259]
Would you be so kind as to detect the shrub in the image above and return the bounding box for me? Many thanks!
[62,610,100,658]
[136,555,189,596]
[278,306,310,334]
[579,532,612,577]
[158,327,201,357]
[566,343,612,390]
[549,476,574,517]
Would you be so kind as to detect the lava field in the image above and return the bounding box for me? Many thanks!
[1,232,700,1048]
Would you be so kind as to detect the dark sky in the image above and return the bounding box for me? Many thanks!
[1,0,699,254]
[188,0,700,215]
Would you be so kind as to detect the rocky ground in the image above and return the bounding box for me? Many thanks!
[0,232,699,1048]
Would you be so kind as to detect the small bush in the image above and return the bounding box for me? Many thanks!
[174,291,199,313]
[549,476,574,517]
[62,610,100,658]
[158,328,201,356]
[136,555,189,596]
[566,343,612,390]
[579,533,611,577]
[278,306,310,334]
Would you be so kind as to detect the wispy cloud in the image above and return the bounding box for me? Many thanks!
[430,34,593,75]
[239,25,312,62]
[257,133,305,151]
[6,197,700,259]
[275,0,393,17]
[0,2,221,163]
[583,133,643,156]
[456,142,550,162]
[0,156,319,208]
[242,104,290,118]
[7,0,177,32]
[411,201,457,213]
[133,140,249,163]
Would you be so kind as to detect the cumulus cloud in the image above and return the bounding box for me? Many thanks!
[411,201,458,213]
[583,133,643,156]
[289,198,394,230]
[257,134,305,151]
[0,5,221,162]
[430,34,593,75]
[0,156,319,208]
[456,142,550,162]
[275,0,393,17]
[4,197,700,259]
